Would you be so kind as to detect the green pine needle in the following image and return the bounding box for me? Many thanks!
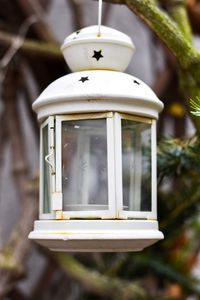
[190,96,200,116]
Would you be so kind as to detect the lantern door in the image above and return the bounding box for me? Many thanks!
[55,113,116,219]
[40,116,55,219]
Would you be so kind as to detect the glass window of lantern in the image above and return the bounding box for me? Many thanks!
[41,113,156,220]
[116,114,156,219]
[62,118,108,211]
[122,119,151,211]
[40,117,55,218]
[42,124,50,213]
[55,113,115,219]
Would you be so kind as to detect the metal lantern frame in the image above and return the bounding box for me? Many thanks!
[29,25,164,252]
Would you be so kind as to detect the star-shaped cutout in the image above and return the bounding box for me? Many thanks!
[79,76,89,83]
[133,79,140,85]
[73,30,81,39]
[92,50,103,61]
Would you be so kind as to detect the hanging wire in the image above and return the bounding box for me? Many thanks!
[97,0,103,36]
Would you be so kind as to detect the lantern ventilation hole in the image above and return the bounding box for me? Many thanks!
[133,80,140,85]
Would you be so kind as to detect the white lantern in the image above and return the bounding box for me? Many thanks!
[29,25,164,252]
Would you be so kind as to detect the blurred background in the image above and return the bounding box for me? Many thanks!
[0,0,200,299]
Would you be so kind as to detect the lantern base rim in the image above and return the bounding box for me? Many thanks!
[29,219,164,252]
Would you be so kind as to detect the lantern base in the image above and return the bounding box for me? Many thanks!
[29,219,163,252]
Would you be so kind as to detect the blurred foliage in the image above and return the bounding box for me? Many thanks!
[191,96,200,116]
[54,136,200,300]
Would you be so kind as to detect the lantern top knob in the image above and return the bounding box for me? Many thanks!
[61,25,135,72]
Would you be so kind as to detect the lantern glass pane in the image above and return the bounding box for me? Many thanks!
[42,125,50,213]
[122,119,151,212]
[62,119,108,211]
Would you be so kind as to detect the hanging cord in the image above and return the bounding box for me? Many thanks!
[97,0,103,36]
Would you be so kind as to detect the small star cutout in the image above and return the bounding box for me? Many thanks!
[133,80,140,85]
[79,76,89,83]
[73,30,81,39]
[92,50,103,61]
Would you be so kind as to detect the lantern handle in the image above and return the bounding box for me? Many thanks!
[97,0,102,36]
[45,151,55,173]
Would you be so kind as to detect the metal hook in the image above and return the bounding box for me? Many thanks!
[45,151,55,173]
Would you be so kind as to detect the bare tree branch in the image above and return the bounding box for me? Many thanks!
[100,0,200,83]
[56,253,148,300]
[16,0,57,43]
[19,64,39,141]
[0,66,38,297]
[55,253,178,300]
[68,0,85,30]
[0,30,61,60]
[125,0,200,70]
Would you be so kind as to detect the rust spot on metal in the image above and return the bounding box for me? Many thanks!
[56,210,65,220]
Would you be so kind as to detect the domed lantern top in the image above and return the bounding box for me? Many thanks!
[61,25,135,72]
[33,25,163,122]
[29,24,164,252]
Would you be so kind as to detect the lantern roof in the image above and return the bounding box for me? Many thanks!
[33,25,163,122]
[33,70,163,121]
